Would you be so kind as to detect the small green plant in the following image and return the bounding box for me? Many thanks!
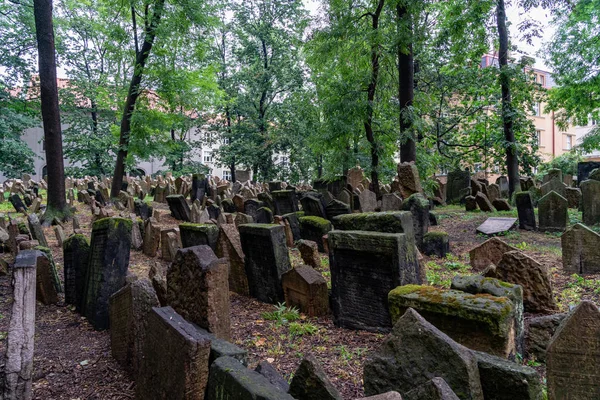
[289,322,319,337]
[496,230,521,240]
[443,254,470,272]
[261,303,300,325]
[514,241,532,251]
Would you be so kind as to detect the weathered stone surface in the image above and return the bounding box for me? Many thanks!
[82,217,132,330]
[282,266,328,317]
[397,162,423,199]
[206,356,295,400]
[142,218,161,257]
[255,361,289,393]
[27,214,48,247]
[33,249,60,305]
[469,237,518,271]
[216,224,248,296]
[447,170,471,204]
[329,230,421,332]
[359,189,378,212]
[358,392,403,400]
[581,179,600,226]
[167,245,230,340]
[561,223,600,274]
[486,184,501,204]
[547,301,600,400]
[389,285,516,358]
[63,234,90,309]
[474,351,543,400]
[465,195,477,211]
[475,193,494,212]
[300,194,327,219]
[271,190,298,215]
[515,191,536,231]
[525,313,566,362]
[325,199,351,219]
[109,279,159,378]
[239,224,291,304]
[492,199,511,211]
[255,206,274,224]
[422,231,449,258]
[136,306,211,400]
[381,193,402,211]
[289,355,342,400]
[363,308,483,399]
[538,191,568,232]
[565,187,582,209]
[404,378,460,400]
[484,251,557,313]
[401,193,430,248]
[149,262,168,306]
[299,216,332,252]
[296,239,321,269]
[475,217,517,236]
[541,177,566,198]
[332,211,413,235]
[179,223,219,251]
[166,194,191,221]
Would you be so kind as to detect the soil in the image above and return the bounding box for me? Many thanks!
[1,202,598,399]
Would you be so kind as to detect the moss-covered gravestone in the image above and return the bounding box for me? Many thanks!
[81,217,132,330]
[179,223,219,251]
[63,234,90,310]
[272,190,298,215]
[561,223,600,274]
[166,194,191,222]
[403,378,459,400]
[244,199,264,222]
[389,285,516,358]
[401,193,430,249]
[328,230,420,332]
[27,214,48,247]
[216,224,248,296]
[239,224,291,304]
[581,178,600,226]
[299,216,332,252]
[538,191,567,232]
[422,231,449,258]
[300,194,327,219]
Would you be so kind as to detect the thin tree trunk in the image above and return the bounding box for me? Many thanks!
[110,0,166,198]
[497,0,521,197]
[397,2,416,163]
[364,0,385,199]
[33,0,67,220]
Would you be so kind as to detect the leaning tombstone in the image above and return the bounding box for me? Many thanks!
[166,194,191,222]
[81,217,132,330]
[63,234,90,310]
[328,230,421,332]
[109,279,159,379]
[239,224,291,304]
[272,190,298,215]
[142,218,161,257]
[359,189,377,212]
[216,224,248,296]
[167,245,230,340]
[515,191,536,231]
[547,301,600,400]
[561,223,600,274]
[538,190,568,232]
[300,194,327,219]
[136,306,211,400]
[288,355,342,400]
[27,213,48,247]
[446,169,471,204]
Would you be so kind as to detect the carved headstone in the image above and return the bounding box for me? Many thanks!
[63,234,90,310]
[561,223,600,274]
[538,191,568,232]
[282,266,329,317]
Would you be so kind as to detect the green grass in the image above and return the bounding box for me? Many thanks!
[261,303,300,325]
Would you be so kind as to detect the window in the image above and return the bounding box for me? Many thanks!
[565,135,572,150]
[539,74,545,87]
[536,130,543,147]
[533,102,541,116]
[222,170,231,181]
[203,131,211,141]
[203,152,213,163]
[42,139,45,151]
[223,137,230,145]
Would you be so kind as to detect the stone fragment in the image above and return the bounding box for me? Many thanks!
[254,361,290,393]
[389,285,516,358]
[357,392,403,400]
[397,162,423,199]
[492,198,511,211]
[475,217,517,236]
[547,301,600,400]
[289,355,342,400]
[282,266,328,317]
[363,308,483,399]
[296,239,321,269]
[404,378,460,400]
[167,245,230,340]
[525,313,566,362]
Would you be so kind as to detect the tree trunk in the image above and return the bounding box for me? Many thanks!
[33,0,67,220]
[397,2,416,163]
[110,0,166,198]
[497,0,521,197]
[364,0,385,199]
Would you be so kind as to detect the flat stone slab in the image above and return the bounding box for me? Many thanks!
[476,218,517,236]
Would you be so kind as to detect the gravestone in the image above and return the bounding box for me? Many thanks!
[422,232,449,258]
[9,194,26,213]
[142,218,161,257]
[496,176,509,198]
[544,168,563,183]
[359,189,377,212]
[34,250,60,305]
[282,266,329,317]
[244,198,264,221]
[347,167,365,189]
[167,245,230,340]
[166,194,191,222]
[109,279,159,378]
[397,162,423,199]
[160,228,180,262]
[325,200,351,219]
[487,184,500,204]
[475,193,494,212]
[401,193,430,249]
[63,234,90,310]
[389,285,516,358]
[255,207,274,224]
[404,378,459,400]
[289,355,342,400]
[328,230,420,332]
[221,199,236,214]
[577,161,600,183]
[27,214,48,248]
[561,223,600,274]
[179,223,219,251]
[216,224,248,296]
[469,237,518,271]
[255,361,290,393]
[538,191,568,232]
[541,177,566,197]
[82,217,132,330]
[232,194,244,212]
[299,216,332,252]
[300,194,327,219]
[476,217,517,236]
[547,301,600,400]
[296,239,321,269]
[565,187,582,209]
[136,307,211,400]
[239,224,291,304]
[446,170,471,204]
[581,178,600,226]
[515,192,536,231]
[271,190,298,215]
[492,198,511,211]
[465,195,477,211]
[381,193,402,211]
[191,174,209,203]
[134,199,152,221]
[485,251,557,313]
[525,313,567,362]
[363,308,484,399]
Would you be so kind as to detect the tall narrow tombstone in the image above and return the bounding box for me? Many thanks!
[538,191,568,232]
[496,176,509,198]
[397,162,423,199]
[547,301,600,400]
[401,193,430,249]
[160,228,180,262]
[216,224,249,296]
[34,249,60,305]
[167,245,230,340]
[109,279,159,378]
[272,190,298,215]
[179,223,219,251]
[561,223,600,274]
[166,194,191,222]
[282,212,302,242]
[239,224,292,304]
[82,217,132,330]
[581,178,600,226]
[142,218,161,257]
[136,307,211,400]
[9,194,26,213]
[63,234,90,309]
[27,214,48,248]
[328,230,421,332]
[446,170,471,204]
[515,191,536,230]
